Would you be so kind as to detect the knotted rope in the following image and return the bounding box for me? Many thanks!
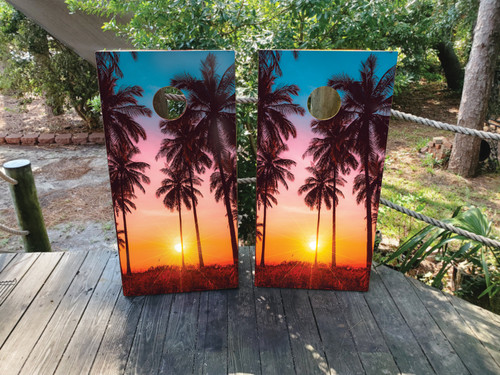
[0,223,28,236]
[237,177,500,249]
[0,170,17,185]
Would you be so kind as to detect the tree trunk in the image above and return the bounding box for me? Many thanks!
[260,179,268,267]
[448,0,500,177]
[364,150,373,268]
[435,41,464,92]
[315,194,322,268]
[214,151,238,265]
[120,187,131,275]
[188,168,204,268]
[178,201,185,269]
[332,170,337,269]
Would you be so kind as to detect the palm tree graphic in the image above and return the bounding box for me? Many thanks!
[353,155,385,228]
[156,167,202,270]
[96,52,152,151]
[303,108,358,267]
[258,51,305,149]
[97,52,153,275]
[157,111,212,268]
[298,165,336,267]
[328,54,395,266]
[210,151,237,222]
[171,53,238,264]
[108,146,151,275]
[257,143,296,266]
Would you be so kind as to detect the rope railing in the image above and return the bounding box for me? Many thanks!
[390,109,500,141]
[166,94,500,140]
[161,94,500,247]
[0,223,28,236]
[236,179,500,249]
[379,198,500,248]
[0,168,28,237]
[0,170,18,185]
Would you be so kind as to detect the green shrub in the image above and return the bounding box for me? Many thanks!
[382,206,500,311]
[0,1,100,128]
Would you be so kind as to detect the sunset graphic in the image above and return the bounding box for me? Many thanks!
[96,51,237,296]
[255,50,398,291]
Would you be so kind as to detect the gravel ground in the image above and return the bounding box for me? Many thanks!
[0,144,117,253]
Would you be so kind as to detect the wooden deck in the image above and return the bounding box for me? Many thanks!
[0,247,499,375]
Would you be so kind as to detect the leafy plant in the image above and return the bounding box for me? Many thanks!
[382,206,499,310]
[0,1,100,128]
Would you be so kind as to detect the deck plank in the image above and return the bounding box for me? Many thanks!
[446,293,500,366]
[309,290,365,374]
[54,252,121,375]
[336,290,401,375]
[377,265,469,374]
[408,276,499,374]
[124,293,173,375]
[0,251,87,374]
[281,288,329,374]
[21,251,112,375]
[365,268,435,374]
[90,293,145,375]
[227,246,261,375]
[0,253,17,273]
[158,293,200,375]
[0,248,498,374]
[193,291,228,375]
[0,252,59,347]
[254,286,295,374]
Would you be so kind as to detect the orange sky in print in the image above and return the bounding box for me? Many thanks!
[97,51,236,274]
[120,119,235,272]
[256,115,371,268]
[257,50,397,268]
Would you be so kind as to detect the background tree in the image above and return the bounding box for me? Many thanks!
[2,0,492,247]
[448,0,500,177]
[0,2,101,127]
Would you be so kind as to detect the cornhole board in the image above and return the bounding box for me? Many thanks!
[96,50,238,296]
[255,50,398,291]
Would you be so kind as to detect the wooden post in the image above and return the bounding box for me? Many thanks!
[3,159,51,252]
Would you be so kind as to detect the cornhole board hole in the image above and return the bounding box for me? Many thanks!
[255,50,398,291]
[96,50,238,296]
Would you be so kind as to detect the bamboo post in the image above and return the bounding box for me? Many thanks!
[3,159,51,252]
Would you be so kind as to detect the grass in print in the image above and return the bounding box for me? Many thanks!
[255,262,370,291]
[122,264,238,296]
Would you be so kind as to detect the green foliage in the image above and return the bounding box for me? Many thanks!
[65,0,479,243]
[66,0,477,94]
[0,1,100,128]
[382,206,500,310]
[237,103,257,245]
[421,149,451,172]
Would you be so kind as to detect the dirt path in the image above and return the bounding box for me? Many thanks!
[0,94,88,135]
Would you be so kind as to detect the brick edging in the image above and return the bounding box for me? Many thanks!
[0,132,105,146]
